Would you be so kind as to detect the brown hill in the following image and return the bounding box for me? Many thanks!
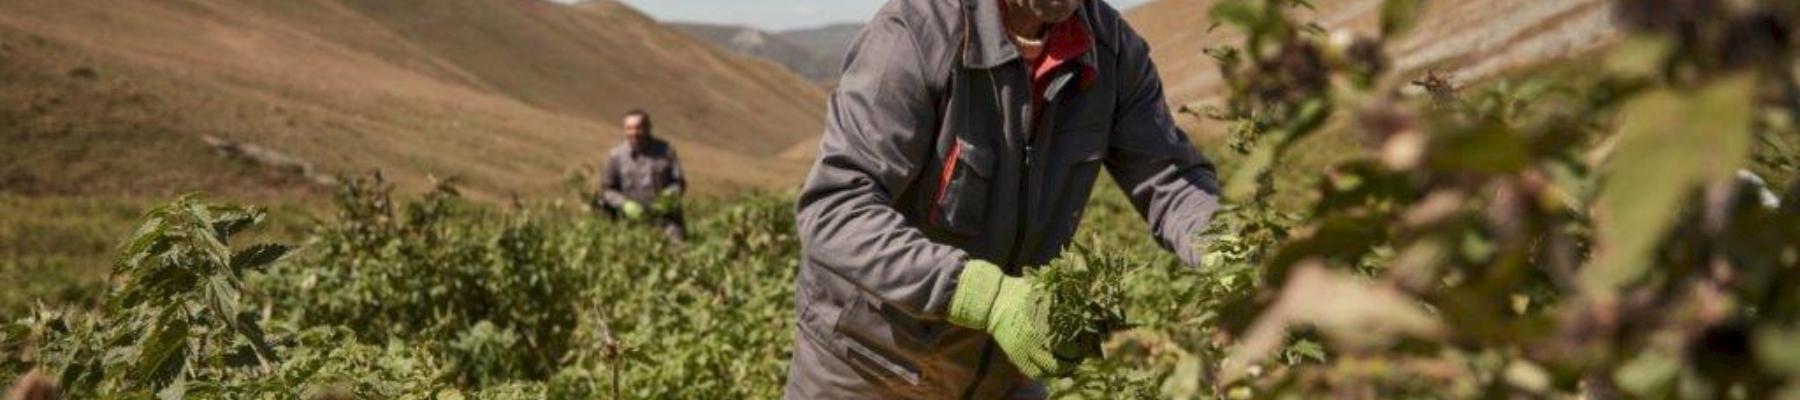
[1126,0,1619,122]
[780,23,866,85]
[0,0,825,200]
[675,22,839,84]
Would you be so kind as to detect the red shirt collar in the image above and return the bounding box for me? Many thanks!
[1031,15,1095,90]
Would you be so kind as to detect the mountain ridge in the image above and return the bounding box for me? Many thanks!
[674,21,866,87]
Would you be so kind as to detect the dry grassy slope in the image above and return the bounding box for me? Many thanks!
[780,23,866,76]
[0,0,824,200]
[0,30,329,201]
[1126,0,1619,131]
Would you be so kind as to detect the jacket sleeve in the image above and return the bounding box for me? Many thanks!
[1104,28,1222,267]
[796,17,968,319]
[665,147,686,195]
[600,153,630,207]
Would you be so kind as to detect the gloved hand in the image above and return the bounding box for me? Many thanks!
[652,188,681,215]
[620,201,647,221]
[948,260,1084,379]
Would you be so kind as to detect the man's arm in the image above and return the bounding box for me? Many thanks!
[599,154,631,208]
[796,15,967,319]
[664,147,686,195]
[1104,28,1222,267]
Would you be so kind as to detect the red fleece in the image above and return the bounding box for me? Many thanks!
[1025,13,1096,99]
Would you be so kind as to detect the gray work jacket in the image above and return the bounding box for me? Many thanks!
[600,137,685,208]
[788,0,1220,398]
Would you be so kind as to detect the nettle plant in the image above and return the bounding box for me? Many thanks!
[3,198,290,398]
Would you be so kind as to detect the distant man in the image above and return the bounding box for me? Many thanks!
[599,109,687,241]
[787,0,1220,398]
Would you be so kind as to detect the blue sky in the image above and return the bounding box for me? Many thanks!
[600,0,1153,31]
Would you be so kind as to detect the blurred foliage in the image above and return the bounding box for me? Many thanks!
[1053,0,1800,398]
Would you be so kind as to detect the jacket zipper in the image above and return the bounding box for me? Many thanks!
[962,60,1045,400]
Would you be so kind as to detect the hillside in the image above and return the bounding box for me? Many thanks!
[0,0,826,200]
[779,23,866,85]
[673,22,866,87]
[1126,0,1619,121]
[675,22,838,84]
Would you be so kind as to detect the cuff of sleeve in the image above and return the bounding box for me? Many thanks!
[948,259,1004,330]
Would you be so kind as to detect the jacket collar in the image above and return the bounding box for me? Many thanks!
[962,0,1100,74]
[629,136,663,157]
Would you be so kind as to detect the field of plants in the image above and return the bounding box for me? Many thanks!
[5,0,1800,398]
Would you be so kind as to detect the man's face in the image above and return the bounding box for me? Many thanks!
[624,115,648,150]
[1011,0,1080,24]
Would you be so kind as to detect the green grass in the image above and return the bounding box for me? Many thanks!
[0,195,316,318]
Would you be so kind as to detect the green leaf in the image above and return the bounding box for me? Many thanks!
[133,309,191,389]
[1582,74,1758,291]
[1615,351,1680,397]
[1209,1,1264,33]
[235,313,279,368]
[230,244,291,275]
[1283,97,1332,141]
[202,275,241,325]
[1430,122,1530,173]
[117,216,171,270]
[1225,133,1281,201]
[1380,0,1426,37]
[1606,36,1673,78]
[1754,327,1800,377]
[206,206,263,241]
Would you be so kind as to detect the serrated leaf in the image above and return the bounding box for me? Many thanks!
[206,205,264,241]
[133,309,190,389]
[117,217,171,269]
[230,244,291,275]
[235,313,279,368]
[202,275,241,329]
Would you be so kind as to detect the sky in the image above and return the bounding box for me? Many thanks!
[598,0,1153,31]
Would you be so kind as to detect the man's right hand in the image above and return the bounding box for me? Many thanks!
[620,201,647,220]
[948,260,1086,379]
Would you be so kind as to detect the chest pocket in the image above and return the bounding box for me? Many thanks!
[929,136,996,237]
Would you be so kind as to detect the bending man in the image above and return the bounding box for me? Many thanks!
[788,0,1220,398]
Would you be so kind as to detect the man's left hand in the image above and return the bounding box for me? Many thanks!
[653,188,681,215]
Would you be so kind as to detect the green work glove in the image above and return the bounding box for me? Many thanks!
[948,260,1081,379]
[652,188,681,215]
[620,201,646,220]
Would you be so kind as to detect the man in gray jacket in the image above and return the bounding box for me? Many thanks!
[787,0,1219,398]
[599,109,687,241]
